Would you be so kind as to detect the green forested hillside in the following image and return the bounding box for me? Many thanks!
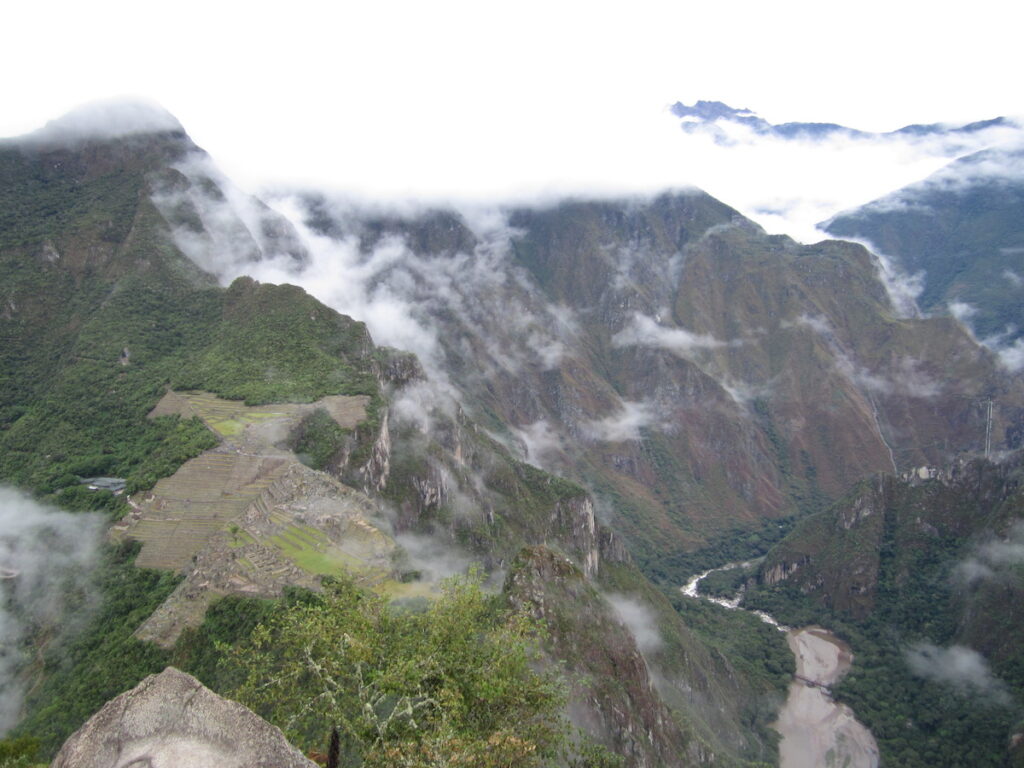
[825,146,1024,343]
[0,124,799,768]
[745,456,1024,766]
[0,137,379,502]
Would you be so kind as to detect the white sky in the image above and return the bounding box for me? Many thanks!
[3,0,1023,238]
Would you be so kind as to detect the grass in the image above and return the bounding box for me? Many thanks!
[270,531,365,577]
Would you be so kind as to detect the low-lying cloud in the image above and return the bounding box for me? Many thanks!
[606,594,664,653]
[19,98,183,146]
[611,313,737,357]
[955,522,1024,584]
[667,116,1022,244]
[0,487,104,734]
[905,642,1011,706]
[513,420,568,470]
[835,353,942,399]
[581,401,657,443]
[946,299,1024,373]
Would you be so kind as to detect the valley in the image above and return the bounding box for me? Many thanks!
[0,101,1022,767]
[683,565,879,768]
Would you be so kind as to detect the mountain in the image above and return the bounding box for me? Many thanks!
[0,106,790,766]
[745,452,1024,766]
[671,99,1014,143]
[824,144,1024,351]
[6,99,1024,767]
[279,191,1024,573]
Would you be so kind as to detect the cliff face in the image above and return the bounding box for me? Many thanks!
[505,547,704,767]
[504,546,788,767]
[295,193,1024,563]
[757,452,1024,624]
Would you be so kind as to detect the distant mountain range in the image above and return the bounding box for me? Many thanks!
[824,144,1024,350]
[671,99,1015,143]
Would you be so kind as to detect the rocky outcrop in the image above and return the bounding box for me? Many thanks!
[51,667,315,768]
[355,408,392,494]
[374,347,425,389]
[505,547,704,767]
[761,556,809,586]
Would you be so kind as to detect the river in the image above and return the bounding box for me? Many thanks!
[682,567,879,768]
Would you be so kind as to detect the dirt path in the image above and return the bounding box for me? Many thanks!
[775,628,879,768]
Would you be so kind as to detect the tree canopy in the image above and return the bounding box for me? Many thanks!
[220,572,611,768]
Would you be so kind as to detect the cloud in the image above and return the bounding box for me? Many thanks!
[1002,269,1024,288]
[393,532,475,584]
[390,380,460,436]
[0,487,104,734]
[835,353,941,399]
[873,248,924,319]
[580,401,657,443]
[956,522,1024,584]
[719,378,774,407]
[949,300,978,322]
[668,119,1022,244]
[151,153,308,283]
[611,313,735,357]
[943,300,1024,374]
[605,594,663,653]
[836,145,1024,226]
[981,331,1024,374]
[782,312,834,337]
[513,420,567,469]
[18,97,183,145]
[905,643,1011,706]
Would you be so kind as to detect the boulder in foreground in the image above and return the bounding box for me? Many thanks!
[52,666,316,768]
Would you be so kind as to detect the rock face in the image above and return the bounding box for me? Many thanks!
[505,547,702,767]
[295,192,1024,564]
[758,451,1024,621]
[52,667,315,768]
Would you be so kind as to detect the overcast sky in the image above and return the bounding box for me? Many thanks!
[4,0,1022,238]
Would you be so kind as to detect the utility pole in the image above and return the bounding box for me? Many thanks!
[985,399,993,458]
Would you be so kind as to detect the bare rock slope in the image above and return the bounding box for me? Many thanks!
[52,667,315,768]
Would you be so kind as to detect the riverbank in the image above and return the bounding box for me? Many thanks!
[681,567,879,768]
[774,628,879,768]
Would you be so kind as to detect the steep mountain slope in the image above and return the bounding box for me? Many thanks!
[824,145,1024,348]
[277,192,1024,567]
[746,453,1024,766]
[0,110,791,767]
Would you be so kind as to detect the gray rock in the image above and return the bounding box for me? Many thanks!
[52,667,317,768]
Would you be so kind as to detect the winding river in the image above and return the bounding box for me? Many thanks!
[682,566,880,768]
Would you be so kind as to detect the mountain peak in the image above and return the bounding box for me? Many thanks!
[17,98,185,147]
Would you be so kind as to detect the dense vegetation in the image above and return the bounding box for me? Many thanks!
[219,572,617,767]
[640,515,797,587]
[668,593,793,734]
[743,468,1024,767]
[289,407,353,470]
[11,542,180,756]
[0,140,380,501]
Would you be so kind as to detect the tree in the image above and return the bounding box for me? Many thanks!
[220,572,571,767]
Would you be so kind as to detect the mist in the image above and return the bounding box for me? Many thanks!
[0,487,104,734]
[955,522,1024,584]
[19,98,182,146]
[945,299,1024,374]
[905,642,1012,706]
[606,594,664,654]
